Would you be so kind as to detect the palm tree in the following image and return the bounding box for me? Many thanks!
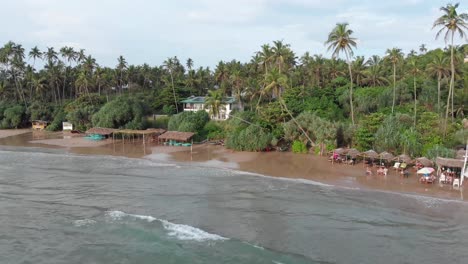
[204,89,225,119]
[419,44,427,54]
[257,44,273,74]
[28,46,42,68]
[263,68,288,99]
[363,55,388,87]
[408,58,420,127]
[271,40,293,74]
[427,53,450,113]
[163,57,178,113]
[325,23,357,125]
[351,56,366,87]
[433,2,468,127]
[45,47,58,63]
[385,48,403,113]
[116,55,127,94]
[186,58,193,70]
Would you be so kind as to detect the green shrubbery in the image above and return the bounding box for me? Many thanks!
[92,96,149,129]
[1,105,25,128]
[225,124,272,151]
[292,140,307,153]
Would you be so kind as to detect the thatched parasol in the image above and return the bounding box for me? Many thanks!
[394,154,412,164]
[456,149,466,159]
[415,157,433,167]
[436,157,464,168]
[361,150,378,159]
[346,148,361,158]
[378,151,394,162]
[333,148,347,155]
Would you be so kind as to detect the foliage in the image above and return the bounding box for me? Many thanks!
[1,105,25,128]
[64,94,104,131]
[203,121,224,140]
[292,140,308,154]
[225,124,272,151]
[167,111,210,136]
[424,145,455,160]
[92,96,149,129]
[47,107,67,131]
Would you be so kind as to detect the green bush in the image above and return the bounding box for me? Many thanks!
[1,105,25,128]
[203,121,224,140]
[65,95,104,131]
[92,96,148,129]
[47,107,67,131]
[292,140,307,154]
[225,125,272,151]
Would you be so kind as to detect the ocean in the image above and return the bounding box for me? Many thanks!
[1,147,467,264]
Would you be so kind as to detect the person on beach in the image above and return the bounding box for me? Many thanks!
[366,166,372,176]
[383,167,388,176]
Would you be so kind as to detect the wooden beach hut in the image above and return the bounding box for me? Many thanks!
[86,127,116,138]
[436,157,465,187]
[32,120,49,130]
[114,128,166,146]
[378,151,394,165]
[158,131,195,144]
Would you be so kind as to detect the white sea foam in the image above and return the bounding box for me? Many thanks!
[73,219,96,227]
[106,210,228,241]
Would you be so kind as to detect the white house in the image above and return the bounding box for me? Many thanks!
[181,96,237,120]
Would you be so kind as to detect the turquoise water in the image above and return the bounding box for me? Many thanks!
[1,147,468,263]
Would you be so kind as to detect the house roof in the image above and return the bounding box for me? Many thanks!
[86,127,117,136]
[181,96,236,104]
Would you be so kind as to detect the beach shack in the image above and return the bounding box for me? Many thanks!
[85,127,116,139]
[62,122,73,131]
[32,120,49,130]
[436,157,465,187]
[158,131,195,146]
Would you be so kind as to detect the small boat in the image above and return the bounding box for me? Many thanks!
[84,134,105,141]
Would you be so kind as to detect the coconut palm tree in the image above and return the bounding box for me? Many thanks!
[163,57,178,113]
[352,56,366,87]
[408,58,421,127]
[419,44,427,54]
[186,58,193,71]
[271,40,293,74]
[325,23,358,125]
[385,48,403,113]
[45,47,58,63]
[257,44,273,75]
[433,2,468,128]
[28,46,42,68]
[427,53,450,113]
[204,89,225,119]
[116,55,127,94]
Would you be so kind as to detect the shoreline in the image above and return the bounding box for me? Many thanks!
[0,129,466,201]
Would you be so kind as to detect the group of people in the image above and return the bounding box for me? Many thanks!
[366,165,388,176]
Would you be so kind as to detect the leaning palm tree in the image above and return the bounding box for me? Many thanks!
[385,48,403,114]
[325,23,358,125]
[427,53,450,113]
[433,2,468,129]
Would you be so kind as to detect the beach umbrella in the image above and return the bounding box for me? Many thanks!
[346,148,361,158]
[333,148,347,155]
[417,167,435,174]
[378,151,394,162]
[361,150,378,159]
[456,149,466,159]
[415,157,433,167]
[394,154,412,164]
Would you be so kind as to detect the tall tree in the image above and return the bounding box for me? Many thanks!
[433,2,468,130]
[28,46,42,68]
[163,57,178,113]
[116,55,127,94]
[325,23,357,125]
[427,53,450,113]
[419,44,427,54]
[408,58,420,127]
[385,48,403,114]
[204,89,225,119]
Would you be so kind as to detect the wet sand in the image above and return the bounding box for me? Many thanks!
[0,129,31,138]
[0,131,465,201]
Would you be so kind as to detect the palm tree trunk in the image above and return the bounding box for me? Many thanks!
[170,71,178,113]
[392,63,396,114]
[445,33,455,135]
[345,52,355,125]
[413,76,417,128]
[437,73,441,114]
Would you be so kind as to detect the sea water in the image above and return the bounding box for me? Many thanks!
[1,147,467,263]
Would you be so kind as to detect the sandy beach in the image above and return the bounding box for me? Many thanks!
[0,130,465,200]
[0,129,31,139]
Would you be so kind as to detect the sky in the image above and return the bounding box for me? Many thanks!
[1,0,465,68]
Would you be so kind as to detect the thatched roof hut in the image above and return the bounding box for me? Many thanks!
[361,150,378,159]
[378,151,394,162]
[86,127,117,136]
[415,157,433,167]
[436,157,464,168]
[332,148,347,155]
[346,148,361,158]
[394,154,412,164]
[158,131,195,142]
[456,149,466,159]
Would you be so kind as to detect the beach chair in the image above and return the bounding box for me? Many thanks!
[453,179,460,188]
